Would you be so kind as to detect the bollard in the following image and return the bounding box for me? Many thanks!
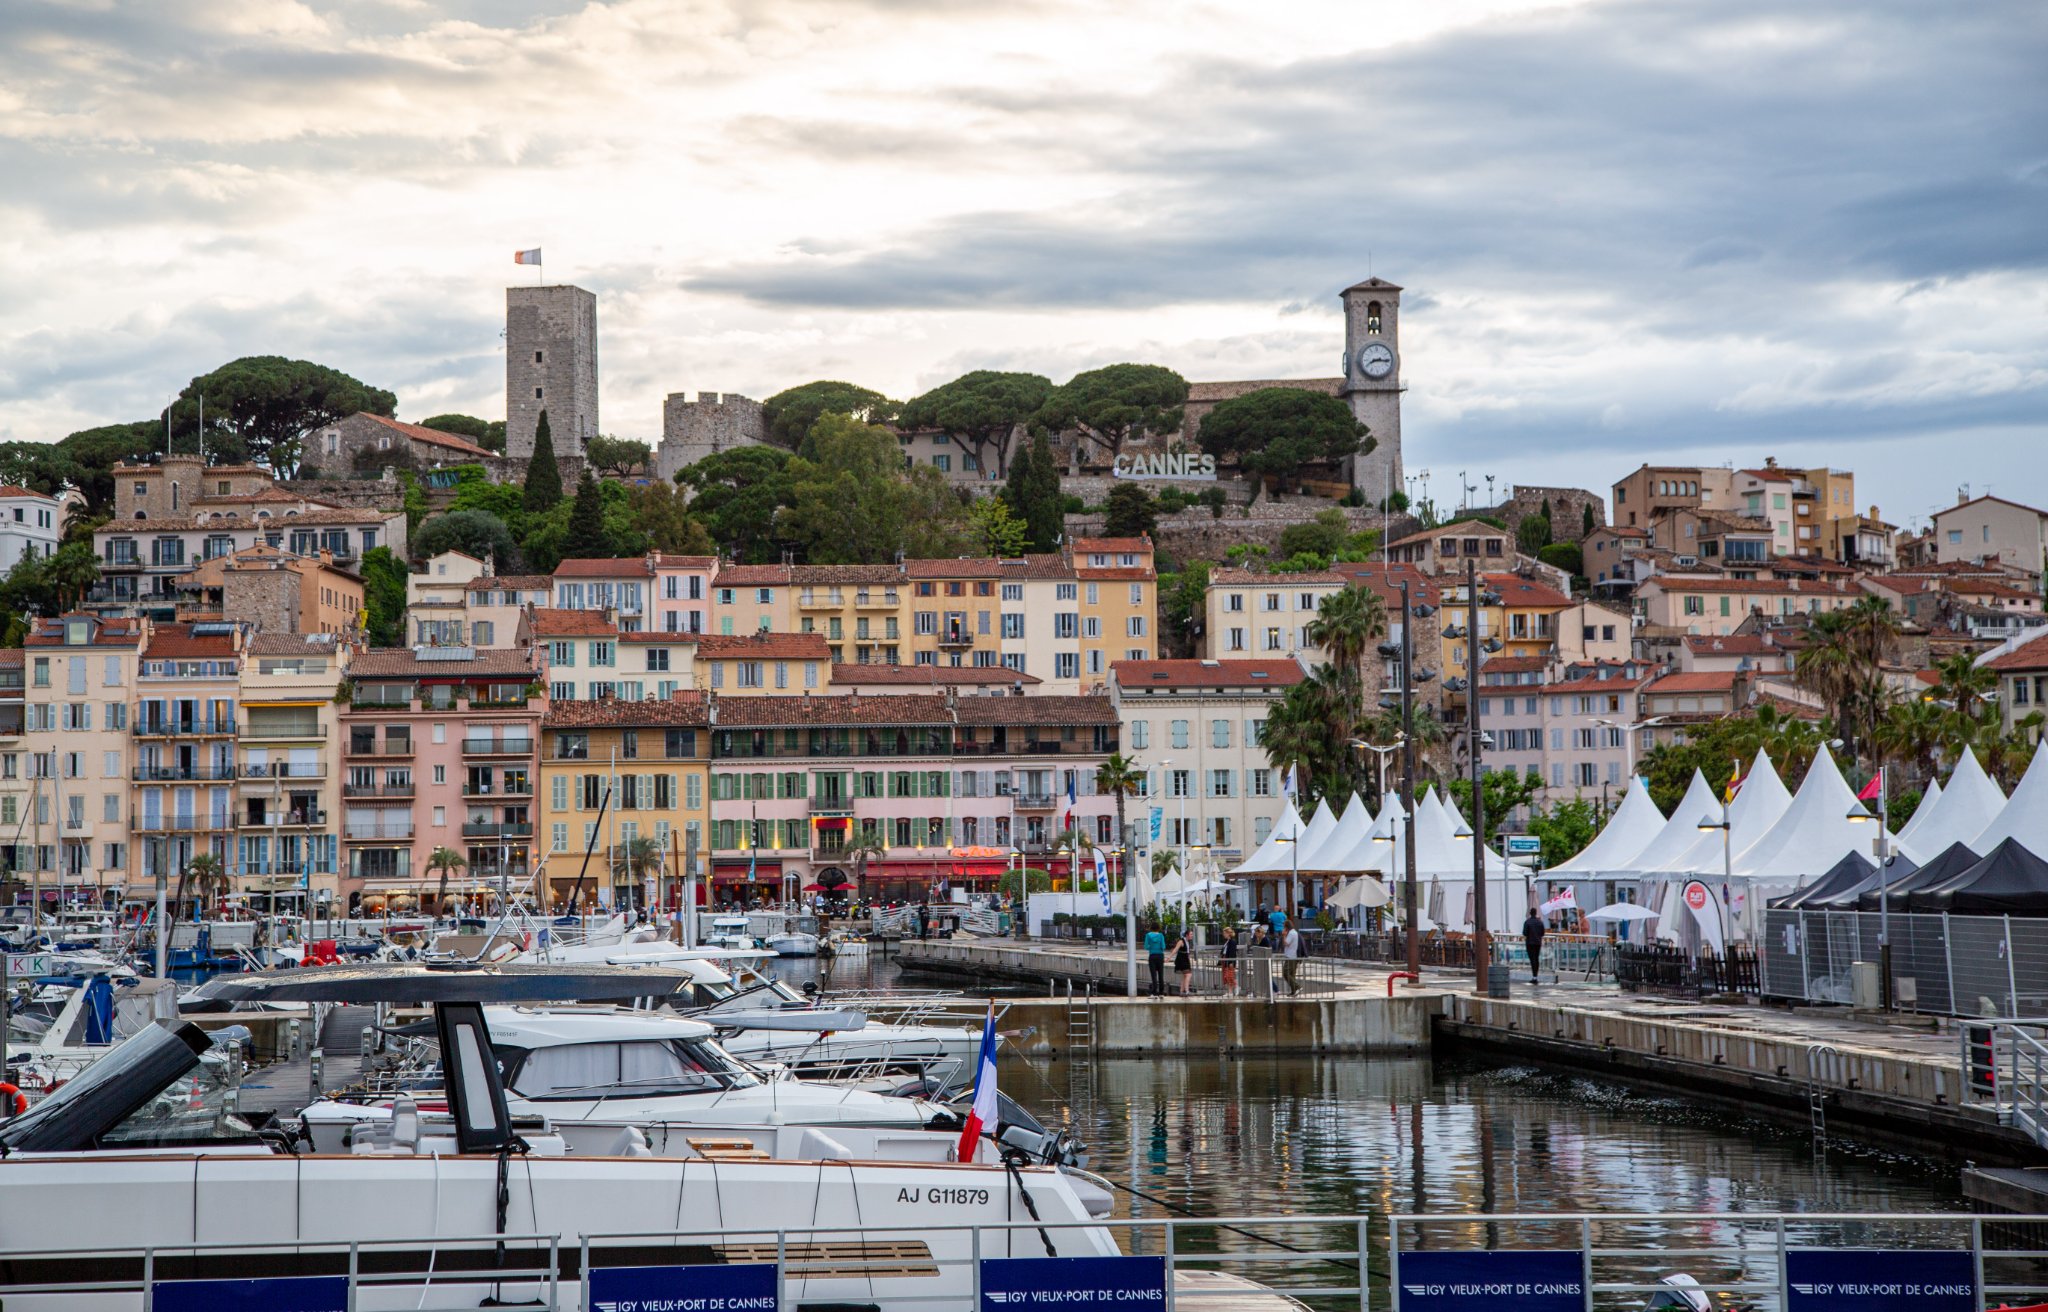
[309,1048,324,1096]
[287,1018,302,1060]
[360,1026,375,1063]
[223,1048,243,1117]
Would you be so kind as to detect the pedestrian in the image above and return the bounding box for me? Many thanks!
[917,899,929,941]
[1173,926,1195,995]
[1280,917,1303,996]
[1522,908,1547,983]
[1144,922,1167,997]
[1218,925,1239,996]
[1268,904,1287,941]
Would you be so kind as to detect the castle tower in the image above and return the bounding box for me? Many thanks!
[505,285,599,460]
[1339,277,1404,504]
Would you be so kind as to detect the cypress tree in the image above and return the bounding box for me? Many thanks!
[1025,430,1065,551]
[524,410,563,512]
[1582,501,1596,536]
[562,466,611,559]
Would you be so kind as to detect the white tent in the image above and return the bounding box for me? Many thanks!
[1228,802,1305,874]
[1730,745,1873,880]
[1895,777,1942,847]
[1299,794,1374,871]
[1549,775,1667,875]
[1289,799,1340,871]
[1328,876,1391,909]
[1622,770,1722,874]
[1970,742,2048,855]
[1649,749,1793,875]
[1905,750,2007,855]
[1337,794,1405,873]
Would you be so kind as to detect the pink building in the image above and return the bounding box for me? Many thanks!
[340,646,543,913]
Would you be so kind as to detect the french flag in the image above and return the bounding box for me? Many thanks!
[956,1003,999,1162]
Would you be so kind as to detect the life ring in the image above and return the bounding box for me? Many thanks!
[0,1083,28,1117]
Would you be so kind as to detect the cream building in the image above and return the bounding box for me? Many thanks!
[1930,495,2048,578]
[18,614,145,900]
[1204,569,1346,664]
[236,633,348,905]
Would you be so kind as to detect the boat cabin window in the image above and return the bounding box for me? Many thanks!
[501,1038,757,1099]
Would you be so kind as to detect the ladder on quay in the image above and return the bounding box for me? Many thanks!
[1063,979,1095,1057]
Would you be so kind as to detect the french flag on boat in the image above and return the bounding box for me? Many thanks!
[956,1003,999,1162]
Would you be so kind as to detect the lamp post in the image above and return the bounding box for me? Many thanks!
[1350,737,1403,808]
[1593,715,1669,779]
[1847,766,1892,1010]
[1460,558,1501,994]
[1695,811,1732,959]
[1400,579,1421,978]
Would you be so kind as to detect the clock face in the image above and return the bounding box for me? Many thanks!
[1357,342,1396,380]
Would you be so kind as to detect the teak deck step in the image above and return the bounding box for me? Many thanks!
[687,1137,771,1161]
[717,1240,940,1279]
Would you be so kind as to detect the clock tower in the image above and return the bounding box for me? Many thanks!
[1340,277,1404,505]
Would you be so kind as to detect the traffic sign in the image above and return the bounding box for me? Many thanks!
[1504,835,1542,856]
[4,953,51,980]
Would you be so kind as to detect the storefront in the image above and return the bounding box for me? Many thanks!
[710,861,786,906]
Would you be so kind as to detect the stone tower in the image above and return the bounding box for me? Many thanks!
[505,285,599,460]
[1339,277,1404,504]
[657,392,767,482]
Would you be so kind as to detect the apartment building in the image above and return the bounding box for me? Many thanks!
[537,692,711,911]
[1480,661,1656,810]
[174,543,364,636]
[340,647,544,912]
[1204,570,1346,664]
[705,692,1119,903]
[1552,601,1633,665]
[235,633,346,904]
[94,505,405,619]
[409,551,489,645]
[1929,495,2048,576]
[1584,527,1649,587]
[790,565,905,663]
[1609,465,1737,530]
[1108,659,1304,869]
[0,485,61,571]
[1638,670,1756,751]
[526,609,624,703]
[828,664,1039,696]
[464,575,553,647]
[902,559,1005,669]
[1636,575,1856,636]
[1070,538,1157,690]
[553,558,653,631]
[131,622,244,899]
[711,564,791,635]
[995,555,1079,691]
[17,614,143,900]
[695,633,830,695]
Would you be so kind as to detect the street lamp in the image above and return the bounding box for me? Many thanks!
[1847,772,1894,1009]
[1399,579,1422,978]
[1695,813,1733,954]
[1593,715,1669,779]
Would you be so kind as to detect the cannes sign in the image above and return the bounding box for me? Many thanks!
[1112,453,1216,482]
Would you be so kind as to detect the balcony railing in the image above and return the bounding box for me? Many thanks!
[462,822,534,840]
[345,825,415,842]
[345,740,415,757]
[133,765,237,782]
[242,723,327,739]
[797,591,845,608]
[246,811,329,828]
[462,738,533,757]
[854,591,899,608]
[1014,793,1058,809]
[937,629,974,649]
[239,763,327,781]
[462,783,534,798]
[135,816,234,834]
[342,782,415,799]
[134,721,237,738]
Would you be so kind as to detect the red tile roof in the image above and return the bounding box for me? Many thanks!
[651,554,717,570]
[1536,672,1654,694]
[1480,655,1550,673]
[788,564,905,585]
[1485,573,1572,609]
[714,564,793,586]
[709,692,1117,729]
[1644,575,1853,595]
[903,558,1005,579]
[467,575,553,593]
[142,622,239,660]
[349,648,539,678]
[1328,562,1442,607]
[1646,671,1742,694]
[553,557,648,578]
[528,610,619,637]
[1072,537,1153,554]
[0,485,54,500]
[361,413,492,458]
[619,631,697,644]
[831,664,1041,686]
[1986,632,2048,672]
[25,615,142,647]
[696,633,832,661]
[544,692,709,729]
[1111,660,1304,690]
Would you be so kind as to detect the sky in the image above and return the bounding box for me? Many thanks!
[0,0,2042,534]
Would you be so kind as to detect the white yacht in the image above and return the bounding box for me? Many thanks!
[768,929,822,957]
[0,963,1117,1311]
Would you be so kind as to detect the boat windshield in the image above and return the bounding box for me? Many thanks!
[0,1022,261,1152]
[502,1036,761,1101]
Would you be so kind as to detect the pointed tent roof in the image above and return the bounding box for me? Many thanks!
[1289,799,1340,870]
[1441,789,1469,833]
[1852,839,1979,912]
[1300,794,1374,871]
[1340,794,1405,873]
[1623,770,1722,873]
[1228,802,1305,874]
[1907,837,2048,916]
[1772,851,1876,909]
[1968,742,2048,856]
[1905,752,2005,857]
[1895,778,1943,847]
[1550,775,1668,875]
[1650,750,1793,874]
[1731,745,1870,879]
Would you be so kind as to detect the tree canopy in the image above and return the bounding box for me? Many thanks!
[779,413,971,563]
[412,509,519,571]
[1102,483,1158,539]
[674,444,797,564]
[1003,429,1066,553]
[1196,389,1370,502]
[897,370,1052,480]
[761,381,898,451]
[1038,363,1188,463]
[587,434,653,477]
[167,356,395,477]
[418,414,506,453]
[560,467,615,561]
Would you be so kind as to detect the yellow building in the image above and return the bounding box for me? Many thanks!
[693,633,833,695]
[902,560,1005,668]
[537,692,711,912]
[711,564,796,636]
[1070,537,1157,693]
[790,565,905,664]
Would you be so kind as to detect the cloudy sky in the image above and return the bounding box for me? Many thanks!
[2,0,2042,530]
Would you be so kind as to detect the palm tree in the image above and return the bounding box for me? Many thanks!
[1306,584,1387,692]
[1875,698,1945,787]
[1096,754,1145,884]
[615,836,664,908]
[846,831,887,904]
[184,852,225,915]
[426,847,467,918]
[1794,611,1864,753]
[1933,651,1999,723]
[42,542,101,613]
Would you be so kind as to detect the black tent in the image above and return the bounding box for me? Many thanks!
[1772,851,1876,910]
[1906,838,2048,916]
[1847,840,1977,912]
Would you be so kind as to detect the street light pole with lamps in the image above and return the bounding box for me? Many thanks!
[1846,765,1894,1010]
[1694,811,1733,958]
[1593,715,1669,780]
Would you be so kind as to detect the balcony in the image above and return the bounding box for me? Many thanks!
[246,810,329,828]
[239,763,326,782]
[811,800,855,818]
[813,846,852,864]
[345,739,415,758]
[1014,793,1058,810]
[342,782,415,800]
[462,782,534,799]
[462,738,533,758]
[462,822,534,840]
[134,765,237,782]
[798,591,846,609]
[854,591,899,609]
[937,628,974,650]
[135,816,233,834]
[242,723,327,740]
[345,825,415,842]
[134,721,237,739]
[468,696,532,710]
[60,818,93,837]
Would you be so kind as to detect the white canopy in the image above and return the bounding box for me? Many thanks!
[1730,745,1881,879]
[1327,876,1392,910]
[1549,775,1667,875]
[1896,777,1942,847]
[1151,869,1186,899]
[1228,802,1305,874]
[1970,742,2048,855]
[1623,770,1722,873]
[1336,794,1405,873]
[1299,794,1374,871]
[1587,901,1659,923]
[1287,799,1339,872]
[1907,750,2007,855]
[1649,749,1793,875]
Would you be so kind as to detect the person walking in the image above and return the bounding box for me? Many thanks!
[1522,908,1547,984]
[917,900,929,941]
[1267,905,1287,941]
[1143,923,1167,997]
[1218,925,1240,996]
[1173,927,1195,996]
[1280,917,1302,996]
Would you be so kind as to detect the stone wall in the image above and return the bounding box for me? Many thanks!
[1494,485,1607,544]
[282,473,405,510]
[221,567,301,635]
[657,391,767,481]
[1066,497,1420,568]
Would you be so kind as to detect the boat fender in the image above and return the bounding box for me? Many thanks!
[0,1083,27,1117]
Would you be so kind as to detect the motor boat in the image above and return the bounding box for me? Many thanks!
[706,915,761,949]
[768,930,822,957]
[0,963,1118,1310]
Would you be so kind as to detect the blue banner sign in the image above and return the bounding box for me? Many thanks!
[1396,1251,1585,1312]
[980,1255,1167,1312]
[1149,808,1163,842]
[588,1260,779,1312]
[1785,1249,1975,1312]
[152,1275,348,1312]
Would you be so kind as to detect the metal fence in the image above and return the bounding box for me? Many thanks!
[1759,909,2048,1018]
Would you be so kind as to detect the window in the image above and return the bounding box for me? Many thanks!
[1210,769,1233,798]
[1127,616,1147,637]
[1001,613,1024,639]
[1170,719,1189,749]
[1055,653,1079,679]
[590,641,615,667]
[1131,721,1149,750]
[1211,719,1230,748]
